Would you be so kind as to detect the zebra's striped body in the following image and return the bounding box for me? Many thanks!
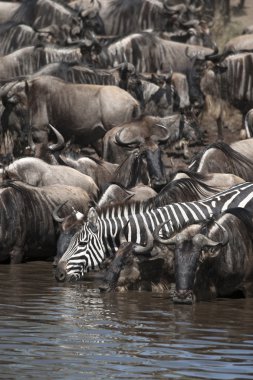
[56,182,253,281]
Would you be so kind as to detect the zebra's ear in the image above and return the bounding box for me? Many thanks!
[87,207,98,232]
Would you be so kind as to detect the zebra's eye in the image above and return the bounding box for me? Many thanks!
[78,240,89,247]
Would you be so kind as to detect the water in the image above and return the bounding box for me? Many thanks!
[0,262,252,380]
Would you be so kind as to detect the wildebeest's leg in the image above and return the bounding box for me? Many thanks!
[99,242,134,292]
[241,281,253,298]
[10,245,24,264]
[217,116,223,141]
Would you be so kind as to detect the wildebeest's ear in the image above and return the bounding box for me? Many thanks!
[87,207,98,232]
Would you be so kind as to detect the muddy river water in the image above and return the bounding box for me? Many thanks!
[0,261,252,380]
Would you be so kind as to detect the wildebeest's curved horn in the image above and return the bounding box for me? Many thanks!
[244,109,253,138]
[133,224,154,254]
[204,45,220,60]
[53,201,68,223]
[152,124,171,144]
[154,219,178,244]
[48,124,65,151]
[192,222,229,248]
[115,128,143,146]
[189,0,203,13]
[119,222,154,253]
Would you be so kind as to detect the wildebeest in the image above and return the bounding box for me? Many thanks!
[1,75,140,151]
[0,2,20,24]
[98,0,175,36]
[0,23,57,55]
[98,238,174,293]
[98,0,211,39]
[3,157,99,199]
[29,61,136,88]
[59,155,119,191]
[193,52,253,138]
[97,183,157,206]
[0,180,91,264]
[97,32,214,74]
[188,141,253,182]
[155,207,253,303]
[171,170,245,193]
[0,45,86,80]
[223,34,253,53]
[6,0,83,39]
[102,114,198,188]
[127,70,182,116]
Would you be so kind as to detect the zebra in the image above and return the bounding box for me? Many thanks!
[55,182,253,282]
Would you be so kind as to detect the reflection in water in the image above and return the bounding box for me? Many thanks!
[0,262,252,379]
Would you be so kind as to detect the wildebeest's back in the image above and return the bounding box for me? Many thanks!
[0,181,91,262]
[28,76,140,143]
[0,185,55,261]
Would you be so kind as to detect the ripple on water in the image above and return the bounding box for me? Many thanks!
[0,262,252,379]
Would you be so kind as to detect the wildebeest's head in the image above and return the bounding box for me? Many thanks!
[154,218,229,304]
[104,116,170,190]
[0,80,34,152]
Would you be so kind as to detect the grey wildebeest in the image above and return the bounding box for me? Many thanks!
[188,141,253,182]
[6,0,83,39]
[59,155,119,191]
[97,32,214,74]
[102,114,198,189]
[1,75,140,153]
[155,207,253,303]
[3,157,99,199]
[192,51,253,139]
[0,180,91,264]
[171,170,245,193]
[0,45,89,81]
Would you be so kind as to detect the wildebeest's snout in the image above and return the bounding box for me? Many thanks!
[144,145,166,189]
[173,289,194,304]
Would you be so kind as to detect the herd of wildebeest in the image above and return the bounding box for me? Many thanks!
[1,0,253,304]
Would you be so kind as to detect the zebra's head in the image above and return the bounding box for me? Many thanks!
[55,207,105,282]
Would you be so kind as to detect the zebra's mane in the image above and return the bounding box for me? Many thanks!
[188,141,253,174]
[96,176,219,218]
[97,199,150,219]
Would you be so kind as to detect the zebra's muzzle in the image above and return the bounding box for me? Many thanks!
[55,261,67,282]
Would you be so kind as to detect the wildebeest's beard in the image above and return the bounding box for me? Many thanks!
[113,150,149,188]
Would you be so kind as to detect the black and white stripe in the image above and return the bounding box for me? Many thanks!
[58,182,253,280]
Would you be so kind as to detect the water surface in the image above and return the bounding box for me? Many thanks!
[0,262,252,380]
